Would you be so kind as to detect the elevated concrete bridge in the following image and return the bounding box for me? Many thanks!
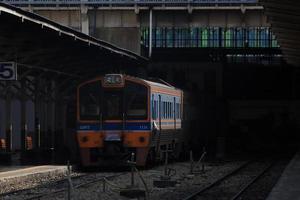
[0,0,270,56]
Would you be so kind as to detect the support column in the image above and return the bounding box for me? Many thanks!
[54,99,66,162]
[34,78,41,149]
[21,98,27,151]
[5,84,12,152]
[149,9,153,58]
[81,5,89,35]
[47,80,55,163]
[215,63,227,159]
[21,79,27,151]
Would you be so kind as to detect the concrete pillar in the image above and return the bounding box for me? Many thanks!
[0,99,4,140]
[215,64,227,159]
[81,5,89,35]
[11,99,21,151]
[34,78,42,149]
[21,80,27,151]
[47,81,55,162]
[216,64,223,98]
[5,84,12,152]
[149,9,153,58]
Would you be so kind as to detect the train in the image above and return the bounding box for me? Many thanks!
[76,74,184,167]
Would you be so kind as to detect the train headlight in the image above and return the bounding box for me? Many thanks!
[139,136,145,143]
[81,136,88,143]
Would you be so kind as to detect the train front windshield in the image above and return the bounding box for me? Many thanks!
[103,91,123,120]
[79,80,148,121]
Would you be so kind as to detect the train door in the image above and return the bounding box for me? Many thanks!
[158,95,161,131]
[155,95,162,155]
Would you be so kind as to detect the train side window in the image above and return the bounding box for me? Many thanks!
[152,98,155,119]
[164,102,166,119]
[156,100,158,119]
[165,101,167,119]
[178,103,181,119]
[169,102,171,118]
[170,102,172,118]
[162,101,164,119]
[167,102,169,118]
[177,103,179,119]
[166,102,168,119]
[153,100,156,119]
[165,102,167,119]
[175,103,177,119]
[168,102,170,118]
[176,103,179,119]
[154,100,157,119]
[160,101,165,119]
[171,102,173,118]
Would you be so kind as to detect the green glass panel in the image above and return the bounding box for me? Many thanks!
[202,28,208,48]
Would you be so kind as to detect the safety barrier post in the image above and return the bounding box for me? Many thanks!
[67,161,73,200]
[190,150,194,174]
[120,152,146,199]
[153,148,177,188]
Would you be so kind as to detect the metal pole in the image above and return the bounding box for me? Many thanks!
[5,90,12,152]
[24,124,27,150]
[9,124,12,151]
[68,166,71,200]
[164,150,168,176]
[131,152,135,187]
[103,179,106,192]
[190,150,193,174]
[67,160,73,200]
[37,123,41,148]
[149,9,153,58]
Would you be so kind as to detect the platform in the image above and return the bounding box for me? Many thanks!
[267,152,300,200]
[0,165,69,181]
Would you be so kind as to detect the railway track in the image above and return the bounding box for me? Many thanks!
[0,172,126,200]
[182,160,275,200]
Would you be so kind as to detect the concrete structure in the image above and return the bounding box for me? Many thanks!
[260,0,300,66]
[267,152,300,200]
[2,1,268,54]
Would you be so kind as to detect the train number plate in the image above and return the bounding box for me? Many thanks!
[105,133,121,141]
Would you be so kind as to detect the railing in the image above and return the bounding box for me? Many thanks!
[0,0,258,6]
[141,27,279,49]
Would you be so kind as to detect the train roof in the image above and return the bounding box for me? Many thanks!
[144,80,180,90]
[79,74,182,93]
[127,75,182,92]
[143,80,176,90]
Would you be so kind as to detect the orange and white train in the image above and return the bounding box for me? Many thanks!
[76,74,184,167]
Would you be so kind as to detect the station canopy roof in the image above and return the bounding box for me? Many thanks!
[260,0,300,66]
[0,3,147,81]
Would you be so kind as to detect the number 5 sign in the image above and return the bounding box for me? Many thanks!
[0,62,17,80]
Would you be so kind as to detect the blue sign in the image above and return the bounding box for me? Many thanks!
[0,62,17,80]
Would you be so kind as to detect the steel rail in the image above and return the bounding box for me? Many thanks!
[182,160,253,200]
[230,161,275,200]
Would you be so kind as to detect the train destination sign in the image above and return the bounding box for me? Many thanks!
[0,62,17,80]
